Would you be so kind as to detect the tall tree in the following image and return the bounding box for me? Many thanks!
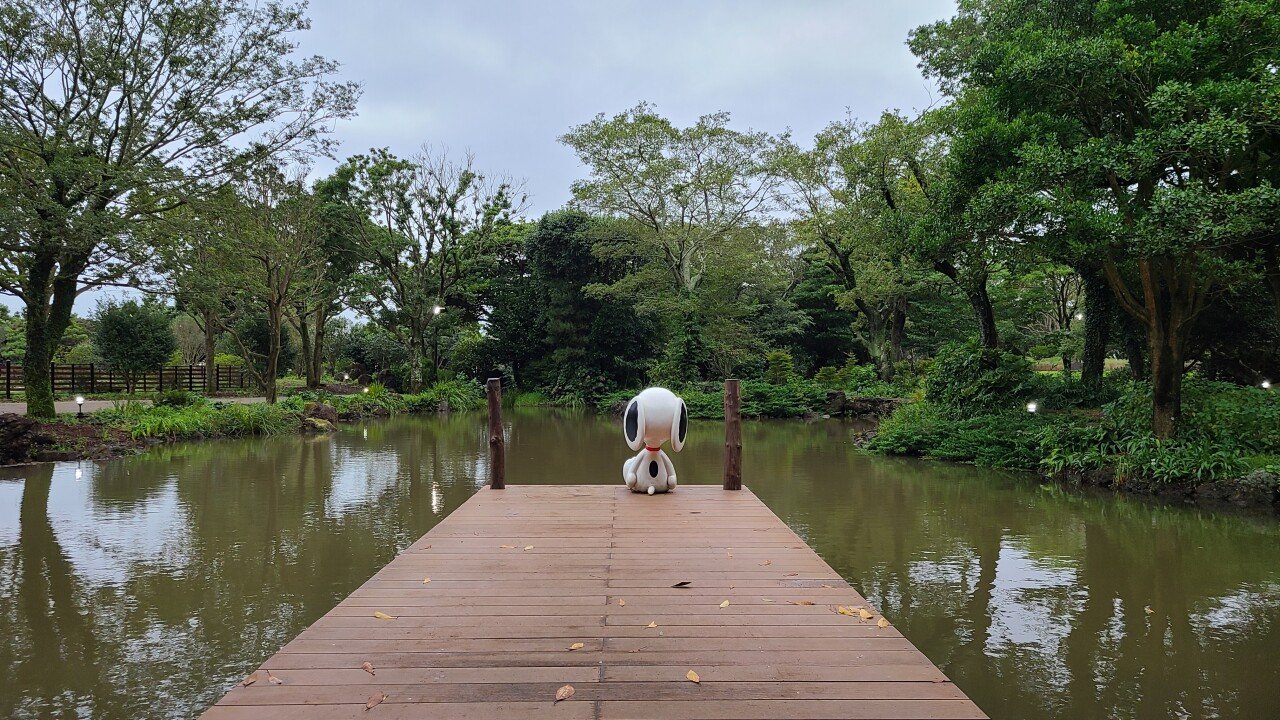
[340,148,523,392]
[0,0,357,417]
[912,0,1280,436]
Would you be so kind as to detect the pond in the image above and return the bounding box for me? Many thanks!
[1,409,1279,719]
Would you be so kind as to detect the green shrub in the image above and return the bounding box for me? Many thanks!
[153,389,204,408]
[121,402,299,440]
[764,350,795,385]
[867,402,949,456]
[513,391,553,407]
[924,342,1035,414]
[814,366,840,387]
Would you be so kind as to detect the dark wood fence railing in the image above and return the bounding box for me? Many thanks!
[2,361,249,399]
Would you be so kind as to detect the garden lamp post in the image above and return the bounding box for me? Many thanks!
[75,395,85,419]
[1264,380,1272,390]
[1026,401,1038,413]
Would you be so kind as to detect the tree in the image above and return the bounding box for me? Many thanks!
[912,0,1280,436]
[200,166,326,403]
[0,0,358,417]
[93,299,175,393]
[340,148,523,392]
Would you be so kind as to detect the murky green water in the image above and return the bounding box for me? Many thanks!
[2,410,1278,719]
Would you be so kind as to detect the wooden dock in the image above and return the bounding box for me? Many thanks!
[202,485,986,719]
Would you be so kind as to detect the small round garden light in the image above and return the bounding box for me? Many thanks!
[363,386,370,394]
[1264,380,1272,390]
[75,395,85,419]
[1026,401,1038,413]
[432,304,443,315]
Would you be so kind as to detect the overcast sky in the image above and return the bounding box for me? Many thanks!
[2,0,957,313]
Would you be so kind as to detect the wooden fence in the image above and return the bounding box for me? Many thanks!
[2,362,249,399]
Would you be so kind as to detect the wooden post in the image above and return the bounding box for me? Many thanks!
[4,361,10,399]
[723,378,742,491]
[487,378,506,489]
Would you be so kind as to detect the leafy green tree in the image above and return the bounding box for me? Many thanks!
[912,0,1280,436]
[93,299,176,393]
[339,148,523,392]
[0,0,358,417]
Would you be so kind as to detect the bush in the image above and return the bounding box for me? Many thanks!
[923,342,1035,415]
[93,298,176,392]
[512,391,553,408]
[153,390,205,408]
[764,350,794,385]
[107,402,299,440]
[866,402,951,457]
[403,379,485,412]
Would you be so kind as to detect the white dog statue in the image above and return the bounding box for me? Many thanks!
[621,387,688,494]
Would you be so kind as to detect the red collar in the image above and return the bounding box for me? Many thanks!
[645,446,662,452]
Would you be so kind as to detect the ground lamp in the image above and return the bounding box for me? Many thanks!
[75,395,85,419]
[1026,401,1038,413]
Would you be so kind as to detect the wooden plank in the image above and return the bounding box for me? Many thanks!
[200,485,986,719]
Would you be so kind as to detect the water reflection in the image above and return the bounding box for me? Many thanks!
[1,409,1278,719]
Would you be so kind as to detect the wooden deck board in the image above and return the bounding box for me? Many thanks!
[202,485,985,719]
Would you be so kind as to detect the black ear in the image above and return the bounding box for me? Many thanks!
[624,399,644,450]
[671,399,688,451]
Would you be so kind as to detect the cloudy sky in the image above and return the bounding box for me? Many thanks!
[303,0,956,212]
[2,0,957,313]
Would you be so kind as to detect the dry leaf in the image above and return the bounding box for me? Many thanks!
[373,611,397,620]
[524,545,534,551]
[761,598,774,603]
[789,600,815,606]
[365,691,386,710]
[719,600,730,609]
[1144,605,1155,615]
[423,544,432,550]
[877,617,890,628]
[499,544,515,549]
[421,577,431,584]
[266,670,283,685]
[361,661,376,676]
[821,584,834,588]
[617,598,626,607]
[760,560,772,566]
[784,572,799,577]
[646,621,657,628]
[686,669,701,684]
[672,581,691,588]
[569,642,584,651]
[835,605,856,617]
[555,684,575,703]
[858,608,874,620]
[240,672,258,687]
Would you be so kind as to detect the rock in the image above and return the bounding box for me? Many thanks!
[302,417,336,433]
[0,413,54,465]
[303,402,338,425]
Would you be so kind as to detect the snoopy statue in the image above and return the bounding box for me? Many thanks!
[621,387,688,494]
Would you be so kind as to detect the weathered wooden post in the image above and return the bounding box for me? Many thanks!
[723,378,742,490]
[487,378,506,489]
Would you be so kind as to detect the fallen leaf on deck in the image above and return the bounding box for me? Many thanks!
[784,572,799,577]
[422,577,431,584]
[361,661,376,676]
[617,598,626,606]
[759,560,771,566]
[365,691,386,710]
[858,608,874,620]
[423,544,432,549]
[240,672,258,687]
[1144,605,1155,615]
[835,606,856,617]
[686,669,701,684]
[555,684,575,703]
[524,545,534,551]
[877,617,890,628]
[569,642,584,650]
[719,600,730,608]
[821,584,833,588]
[761,598,774,603]
[266,670,283,685]
[373,611,397,620]
[789,600,815,606]
[646,621,657,628]
[499,544,515,549]
[672,581,691,588]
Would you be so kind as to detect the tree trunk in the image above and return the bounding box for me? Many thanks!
[1126,332,1147,380]
[1079,265,1111,393]
[203,309,217,395]
[309,307,328,389]
[264,309,281,404]
[21,254,57,418]
[407,335,424,393]
[1148,321,1184,439]
[966,284,999,349]
[295,310,315,389]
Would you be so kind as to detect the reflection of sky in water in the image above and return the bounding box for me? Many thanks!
[323,446,401,518]
[0,479,21,546]
[47,464,193,587]
[985,541,1078,683]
